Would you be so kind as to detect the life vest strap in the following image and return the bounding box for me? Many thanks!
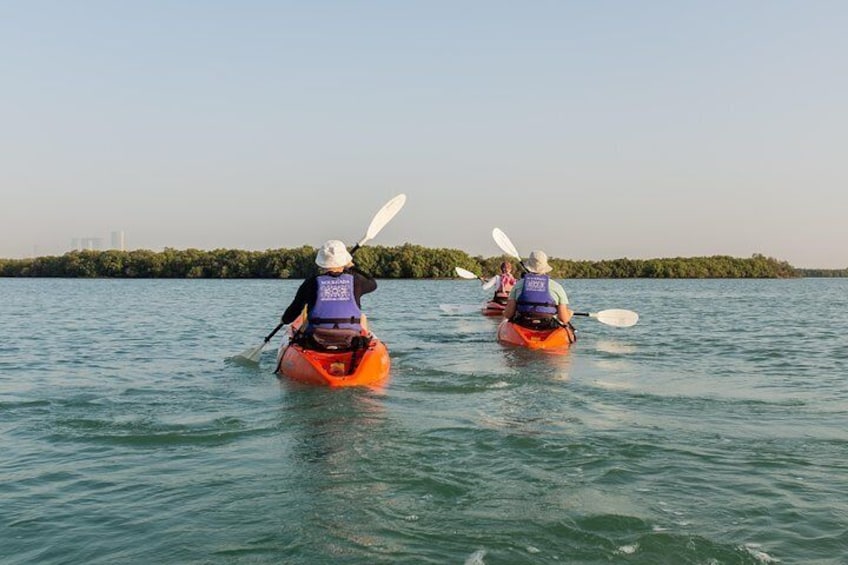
[516,300,556,308]
[309,316,361,325]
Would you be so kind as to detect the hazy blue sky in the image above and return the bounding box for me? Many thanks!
[2,1,846,268]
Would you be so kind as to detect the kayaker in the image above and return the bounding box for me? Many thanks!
[482,261,516,305]
[280,240,377,350]
[502,250,573,329]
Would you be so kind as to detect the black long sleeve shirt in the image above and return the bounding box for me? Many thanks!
[281,269,377,325]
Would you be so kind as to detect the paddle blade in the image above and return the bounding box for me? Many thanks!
[492,228,521,260]
[358,193,406,246]
[233,342,264,364]
[439,303,481,315]
[591,309,639,328]
[455,267,479,280]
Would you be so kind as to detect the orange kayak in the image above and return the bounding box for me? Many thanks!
[276,315,391,387]
[276,334,390,387]
[482,300,506,316]
[497,319,574,354]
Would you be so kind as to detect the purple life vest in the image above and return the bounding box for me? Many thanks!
[307,273,362,331]
[516,273,557,316]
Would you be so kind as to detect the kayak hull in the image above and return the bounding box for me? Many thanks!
[277,337,391,387]
[482,300,506,316]
[497,319,573,354]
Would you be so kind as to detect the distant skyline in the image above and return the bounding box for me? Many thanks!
[66,230,125,252]
[1,1,846,268]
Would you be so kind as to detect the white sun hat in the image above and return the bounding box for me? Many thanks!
[525,250,553,274]
[315,239,353,269]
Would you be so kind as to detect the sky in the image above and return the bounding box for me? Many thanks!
[1,1,846,268]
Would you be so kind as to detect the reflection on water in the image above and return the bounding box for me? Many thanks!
[274,386,392,559]
[594,340,638,355]
[500,346,573,382]
[277,386,387,466]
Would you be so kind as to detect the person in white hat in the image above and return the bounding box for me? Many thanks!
[502,250,573,330]
[279,240,376,348]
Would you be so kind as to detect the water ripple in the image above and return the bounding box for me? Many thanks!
[1,278,847,563]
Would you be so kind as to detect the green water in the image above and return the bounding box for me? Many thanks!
[1,278,846,563]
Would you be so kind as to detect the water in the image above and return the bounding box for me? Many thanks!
[1,278,846,564]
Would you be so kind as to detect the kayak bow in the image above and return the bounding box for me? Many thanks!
[276,316,390,387]
[276,335,391,387]
[497,319,574,354]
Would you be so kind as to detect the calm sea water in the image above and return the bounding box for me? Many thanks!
[1,278,846,564]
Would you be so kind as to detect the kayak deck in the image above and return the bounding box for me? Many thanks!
[276,336,391,387]
[497,319,573,354]
[482,300,506,316]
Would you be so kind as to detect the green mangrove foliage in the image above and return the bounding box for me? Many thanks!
[795,268,848,277]
[0,246,800,278]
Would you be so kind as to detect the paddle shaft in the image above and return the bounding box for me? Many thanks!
[264,321,285,343]
[275,194,401,336]
[272,195,399,338]
[501,253,528,274]
[235,194,405,363]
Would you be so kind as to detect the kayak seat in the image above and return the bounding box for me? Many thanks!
[512,314,559,330]
[510,316,578,343]
[293,328,372,352]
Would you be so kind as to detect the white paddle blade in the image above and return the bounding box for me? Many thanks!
[492,228,521,260]
[439,303,481,315]
[358,193,407,246]
[233,343,264,364]
[455,267,479,280]
[591,309,639,328]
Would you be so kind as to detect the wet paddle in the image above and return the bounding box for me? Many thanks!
[455,267,485,282]
[491,227,530,274]
[349,193,407,255]
[233,322,285,364]
[439,304,482,315]
[491,227,639,328]
[232,194,407,364]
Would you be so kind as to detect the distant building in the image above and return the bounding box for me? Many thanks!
[69,231,124,252]
[110,231,126,251]
[80,237,103,251]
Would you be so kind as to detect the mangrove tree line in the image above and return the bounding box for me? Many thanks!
[0,245,801,278]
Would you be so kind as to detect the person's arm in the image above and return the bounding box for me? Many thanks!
[281,278,315,324]
[481,275,498,290]
[557,303,574,325]
[503,298,516,319]
[349,265,377,305]
[550,281,573,324]
[502,283,520,319]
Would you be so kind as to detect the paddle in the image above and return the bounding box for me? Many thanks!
[233,322,286,364]
[491,227,529,273]
[439,303,482,315]
[232,193,407,364]
[572,309,639,328]
[349,193,407,255]
[455,266,485,282]
[491,227,639,328]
